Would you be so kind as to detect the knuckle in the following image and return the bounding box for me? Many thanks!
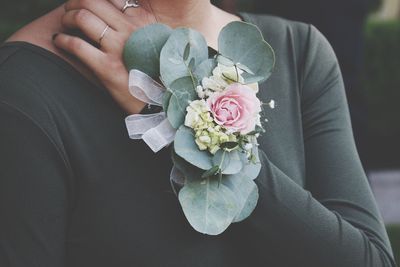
[79,0,93,9]
[74,9,90,25]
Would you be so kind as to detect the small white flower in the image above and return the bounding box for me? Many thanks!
[196,85,206,99]
[244,143,253,151]
[199,135,211,144]
[268,100,276,109]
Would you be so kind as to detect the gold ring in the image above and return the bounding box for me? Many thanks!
[98,25,110,46]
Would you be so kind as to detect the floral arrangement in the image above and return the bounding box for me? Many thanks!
[123,21,275,235]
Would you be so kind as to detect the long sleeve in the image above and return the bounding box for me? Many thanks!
[0,100,72,267]
[247,25,397,267]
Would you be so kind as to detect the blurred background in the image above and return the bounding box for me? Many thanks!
[0,0,399,263]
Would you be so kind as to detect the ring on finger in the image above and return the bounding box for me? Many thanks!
[122,0,140,13]
[98,24,110,46]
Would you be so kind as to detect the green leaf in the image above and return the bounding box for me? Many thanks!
[166,77,197,128]
[174,126,213,170]
[160,28,208,87]
[218,21,275,83]
[188,58,196,70]
[123,24,172,79]
[201,166,220,178]
[162,90,172,111]
[242,145,262,180]
[183,43,191,61]
[171,150,204,182]
[212,150,243,175]
[216,55,234,67]
[178,178,238,235]
[222,173,259,222]
[194,58,217,82]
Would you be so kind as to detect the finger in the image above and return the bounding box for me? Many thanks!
[53,33,105,74]
[64,0,132,33]
[112,0,157,25]
[62,9,121,52]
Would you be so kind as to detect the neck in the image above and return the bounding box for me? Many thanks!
[143,0,241,49]
[145,0,213,29]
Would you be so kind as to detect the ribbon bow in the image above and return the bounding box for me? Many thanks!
[125,69,176,153]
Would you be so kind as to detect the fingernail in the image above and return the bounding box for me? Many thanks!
[52,33,59,41]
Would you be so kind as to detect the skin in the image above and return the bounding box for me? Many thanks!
[6,0,241,114]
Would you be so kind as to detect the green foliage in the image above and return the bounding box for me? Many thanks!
[363,20,400,137]
[174,126,214,170]
[386,224,400,265]
[167,77,197,128]
[178,177,238,235]
[123,24,172,79]
[222,171,259,223]
[160,27,208,87]
[218,21,275,83]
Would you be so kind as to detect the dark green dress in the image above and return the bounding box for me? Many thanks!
[0,13,397,267]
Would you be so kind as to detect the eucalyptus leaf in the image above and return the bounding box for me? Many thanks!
[123,24,172,79]
[160,28,208,87]
[222,174,259,222]
[171,150,204,182]
[167,77,197,128]
[183,43,191,61]
[174,125,213,170]
[240,145,262,180]
[178,178,238,235]
[201,166,220,178]
[170,165,185,196]
[218,21,275,83]
[194,58,217,82]
[216,55,234,67]
[162,90,172,111]
[212,150,243,175]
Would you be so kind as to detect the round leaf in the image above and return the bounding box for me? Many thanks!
[123,24,172,79]
[172,150,204,182]
[160,28,208,87]
[167,77,197,128]
[218,21,275,83]
[194,58,217,82]
[240,146,262,180]
[212,150,243,175]
[178,178,238,235]
[174,126,213,170]
[222,174,259,222]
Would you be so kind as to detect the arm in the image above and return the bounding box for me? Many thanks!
[247,25,397,266]
[0,100,73,267]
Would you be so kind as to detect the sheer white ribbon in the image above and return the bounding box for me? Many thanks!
[125,69,176,153]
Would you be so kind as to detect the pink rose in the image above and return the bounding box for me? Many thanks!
[207,83,262,135]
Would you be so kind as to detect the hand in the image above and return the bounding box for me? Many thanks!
[53,0,156,114]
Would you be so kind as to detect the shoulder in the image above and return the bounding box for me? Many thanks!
[240,13,341,97]
[240,13,312,53]
[0,42,67,110]
[0,42,74,153]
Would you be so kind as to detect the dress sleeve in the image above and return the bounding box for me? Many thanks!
[0,100,71,267]
[249,25,397,267]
